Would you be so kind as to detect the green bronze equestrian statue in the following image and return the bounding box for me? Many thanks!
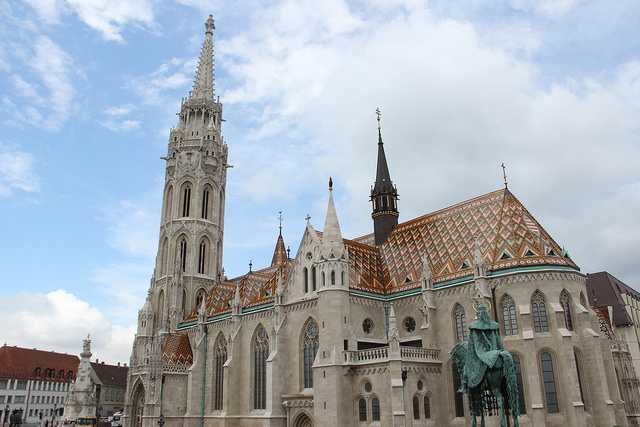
[449,304,521,427]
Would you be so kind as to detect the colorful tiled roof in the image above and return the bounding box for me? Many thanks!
[348,188,577,293]
[185,262,291,319]
[184,188,578,321]
[161,333,193,365]
[271,233,288,266]
[0,345,79,381]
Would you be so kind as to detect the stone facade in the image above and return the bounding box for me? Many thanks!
[124,15,636,427]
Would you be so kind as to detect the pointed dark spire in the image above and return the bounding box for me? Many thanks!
[370,107,399,245]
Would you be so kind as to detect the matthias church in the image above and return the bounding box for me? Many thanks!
[124,15,638,427]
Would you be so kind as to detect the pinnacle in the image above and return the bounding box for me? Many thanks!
[190,15,216,101]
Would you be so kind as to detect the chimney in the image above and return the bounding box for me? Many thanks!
[95,358,99,363]
[124,363,127,367]
[117,362,120,367]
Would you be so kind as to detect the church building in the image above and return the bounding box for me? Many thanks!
[124,15,632,427]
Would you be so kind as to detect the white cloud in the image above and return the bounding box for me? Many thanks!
[0,142,39,197]
[100,119,141,132]
[104,104,135,116]
[509,0,582,17]
[2,35,75,131]
[131,57,196,105]
[0,289,135,364]
[91,193,160,322]
[23,0,155,42]
[100,104,140,132]
[218,1,640,286]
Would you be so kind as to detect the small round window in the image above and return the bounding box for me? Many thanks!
[364,382,372,393]
[403,317,416,333]
[363,318,374,334]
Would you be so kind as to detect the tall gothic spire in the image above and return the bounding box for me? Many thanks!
[322,177,345,259]
[191,15,215,101]
[370,108,399,245]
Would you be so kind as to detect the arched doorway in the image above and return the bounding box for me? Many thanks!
[131,382,145,427]
[294,412,312,427]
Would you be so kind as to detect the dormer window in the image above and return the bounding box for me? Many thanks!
[499,250,512,260]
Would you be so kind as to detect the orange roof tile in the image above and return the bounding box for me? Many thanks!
[350,188,577,293]
[161,333,193,365]
[0,345,79,381]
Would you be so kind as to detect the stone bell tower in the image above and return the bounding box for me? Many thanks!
[153,14,228,332]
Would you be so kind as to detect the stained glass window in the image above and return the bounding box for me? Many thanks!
[540,351,559,413]
[453,304,467,342]
[531,291,549,333]
[302,319,319,388]
[213,334,227,410]
[253,325,269,409]
[560,290,574,331]
[501,295,519,336]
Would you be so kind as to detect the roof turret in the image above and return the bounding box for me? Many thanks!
[322,177,345,259]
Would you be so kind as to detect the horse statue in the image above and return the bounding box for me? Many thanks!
[449,304,520,427]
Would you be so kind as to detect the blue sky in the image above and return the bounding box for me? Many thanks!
[0,0,638,362]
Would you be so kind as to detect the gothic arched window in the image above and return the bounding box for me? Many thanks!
[218,190,224,224]
[195,288,206,311]
[580,291,587,308]
[181,289,187,316]
[160,238,168,276]
[179,237,188,273]
[322,271,326,287]
[501,294,519,336]
[574,348,588,410]
[213,333,227,410]
[331,270,335,286]
[157,290,165,328]
[358,398,367,422]
[513,354,526,414]
[311,266,317,291]
[413,395,420,419]
[198,239,208,274]
[540,351,559,413]
[424,395,431,419]
[303,267,308,293]
[302,318,319,389]
[181,182,192,217]
[253,325,269,409]
[201,185,212,219]
[164,186,173,221]
[371,396,380,421]
[560,290,574,331]
[452,362,464,417]
[531,291,550,333]
[453,304,467,342]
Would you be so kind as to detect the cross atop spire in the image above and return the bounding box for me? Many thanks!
[376,107,383,145]
[191,15,216,101]
[501,162,508,189]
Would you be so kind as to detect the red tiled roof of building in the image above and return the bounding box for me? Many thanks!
[0,345,79,381]
[90,362,128,388]
[586,271,636,327]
